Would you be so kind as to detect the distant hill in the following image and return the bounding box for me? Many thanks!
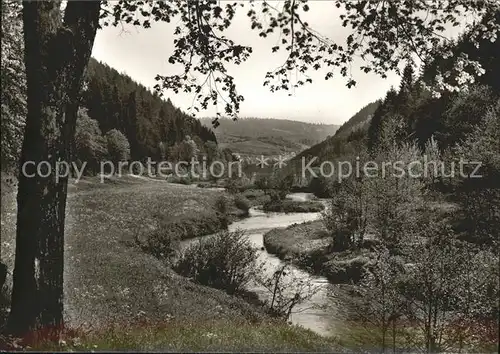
[200,117,339,157]
[293,100,380,163]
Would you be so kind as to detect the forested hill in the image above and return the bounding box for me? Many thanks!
[82,58,217,161]
[200,117,339,156]
[294,100,380,162]
[333,100,381,138]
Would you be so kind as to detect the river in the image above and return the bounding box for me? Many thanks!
[182,192,341,337]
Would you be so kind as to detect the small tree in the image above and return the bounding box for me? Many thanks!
[105,129,130,169]
[399,212,498,353]
[350,247,407,353]
[74,108,108,174]
[371,143,424,250]
[322,174,371,251]
[452,100,500,245]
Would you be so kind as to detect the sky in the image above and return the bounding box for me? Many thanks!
[91,1,403,126]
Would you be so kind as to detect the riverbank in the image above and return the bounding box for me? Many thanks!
[263,220,374,284]
[0,175,342,351]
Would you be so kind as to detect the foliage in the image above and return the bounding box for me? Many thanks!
[307,176,331,198]
[399,214,499,352]
[325,256,370,284]
[214,195,230,229]
[74,108,108,174]
[168,135,198,162]
[234,194,251,216]
[82,59,217,162]
[174,229,259,295]
[349,248,406,352]
[105,129,131,165]
[259,172,294,203]
[452,99,500,244]
[134,218,180,261]
[440,84,497,149]
[263,200,324,213]
[349,210,500,353]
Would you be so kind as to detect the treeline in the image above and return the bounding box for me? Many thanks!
[81,59,217,163]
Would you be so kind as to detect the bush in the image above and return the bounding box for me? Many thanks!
[242,189,265,200]
[174,229,259,295]
[225,178,239,194]
[263,200,324,213]
[324,256,370,284]
[308,176,331,198]
[134,219,180,260]
[234,194,251,216]
[225,175,252,194]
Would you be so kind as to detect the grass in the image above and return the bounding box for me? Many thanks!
[3,319,341,352]
[0,174,344,351]
[333,321,498,354]
[1,176,261,329]
[263,220,329,258]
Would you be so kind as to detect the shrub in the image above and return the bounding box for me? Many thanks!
[324,256,370,284]
[242,189,265,200]
[257,263,320,321]
[308,176,331,198]
[263,200,324,213]
[174,229,259,295]
[225,178,239,194]
[134,219,180,260]
[211,195,230,229]
[234,194,251,216]
[215,195,228,214]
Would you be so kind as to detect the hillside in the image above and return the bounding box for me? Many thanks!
[293,100,380,164]
[82,59,217,161]
[200,117,339,157]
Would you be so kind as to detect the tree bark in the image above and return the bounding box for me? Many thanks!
[0,262,6,293]
[6,0,101,336]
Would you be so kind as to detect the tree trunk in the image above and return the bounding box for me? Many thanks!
[0,262,6,292]
[6,0,101,336]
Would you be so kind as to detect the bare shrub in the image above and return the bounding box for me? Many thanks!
[257,263,320,321]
